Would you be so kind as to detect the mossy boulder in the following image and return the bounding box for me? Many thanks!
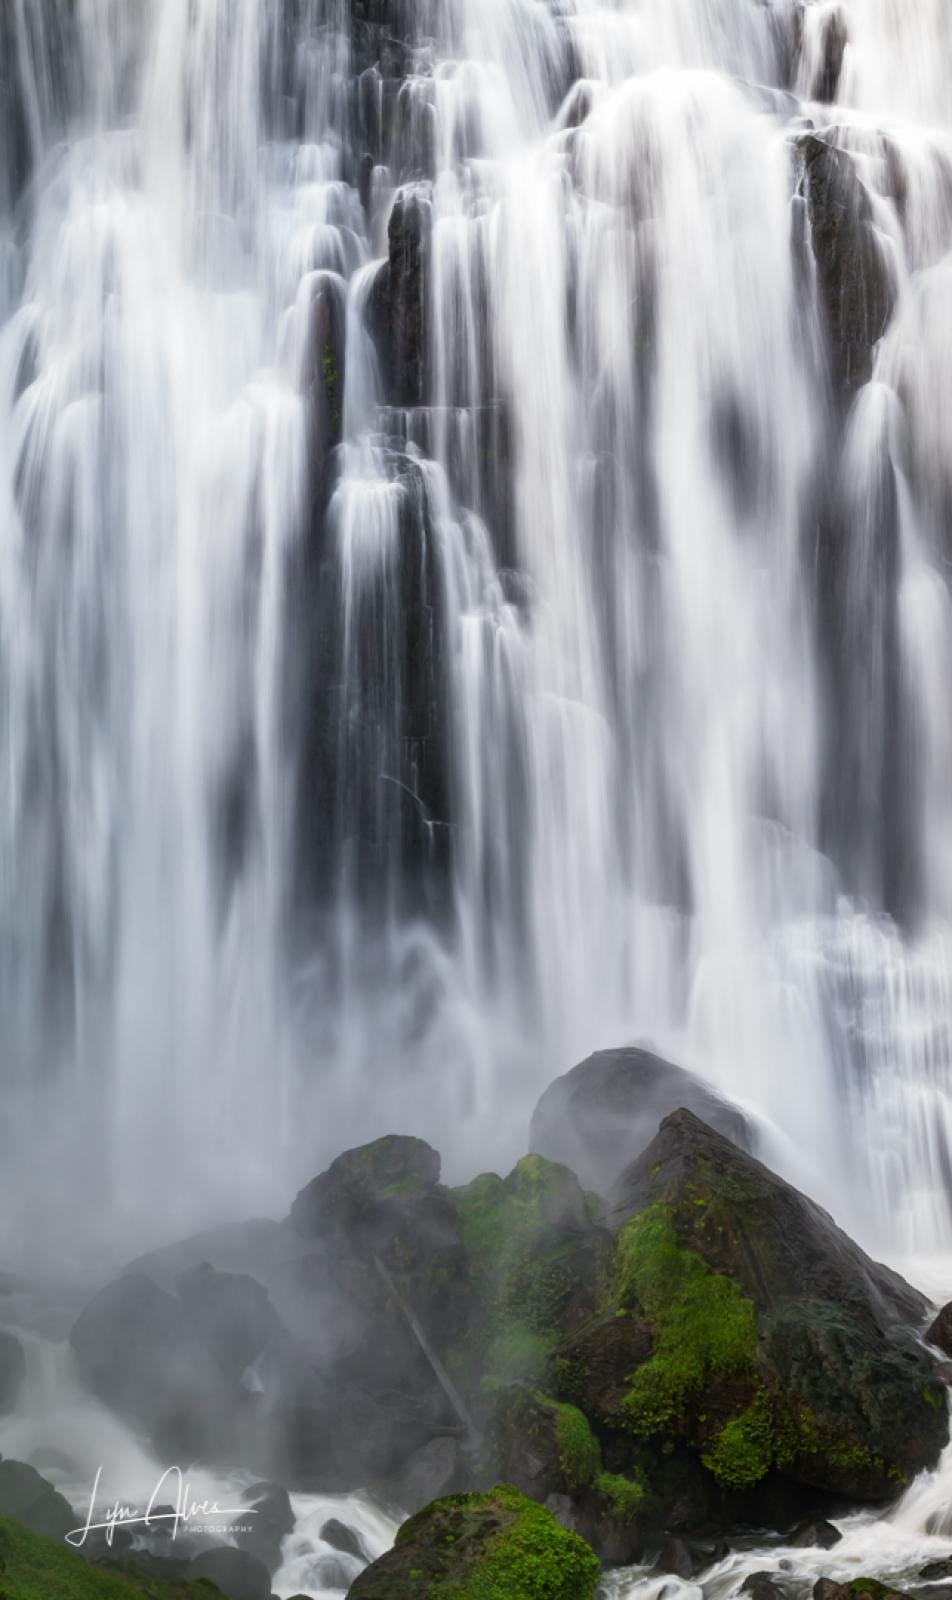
[347,1484,600,1600]
[452,1156,611,1398]
[0,1515,221,1600]
[493,1110,948,1558]
[604,1109,945,1501]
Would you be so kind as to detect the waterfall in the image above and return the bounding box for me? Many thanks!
[1,0,951,1266]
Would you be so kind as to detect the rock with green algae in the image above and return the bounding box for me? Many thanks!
[545,1107,946,1525]
[451,1155,611,1396]
[0,1515,224,1600]
[496,1108,950,1561]
[346,1484,601,1600]
[813,1581,914,1600]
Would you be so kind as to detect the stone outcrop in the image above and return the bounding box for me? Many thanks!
[529,1045,752,1194]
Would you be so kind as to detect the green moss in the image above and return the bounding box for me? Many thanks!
[593,1471,645,1520]
[772,1404,894,1484]
[533,1396,601,1493]
[615,1202,757,1435]
[701,1387,773,1488]
[457,1160,590,1385]
[392,1485,601,1600]
[847,1581,902,1600]
[0,1517,215,1600]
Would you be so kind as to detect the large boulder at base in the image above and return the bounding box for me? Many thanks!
[69,1272,248,1459]
[530,1046,752,1195]
[0,1330,26,1413]
[496,1110,946,1559]
[0,1460,75,1542]
[347,1484,601,1600]
[795,132,896,399]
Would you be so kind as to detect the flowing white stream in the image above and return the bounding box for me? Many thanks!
[1,0,951,1355]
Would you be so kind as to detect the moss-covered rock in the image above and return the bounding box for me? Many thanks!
[452,1156,611,1395]
[574,1109,946,1513]
[493,1109,950,1559]
[347,1484,601,1600]
[486,1388,602,1500]
[0,1515,221,1600]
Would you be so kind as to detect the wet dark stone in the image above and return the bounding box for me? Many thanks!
[530,1044,753,1195]
[320,1516,366,1558]
[927,1301,952,1358]
[790,1517,842,1548]
[796,132,896,400]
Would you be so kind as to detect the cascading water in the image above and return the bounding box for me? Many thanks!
[1,0,951,1284]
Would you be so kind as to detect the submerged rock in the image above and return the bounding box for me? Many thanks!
[790,1517,842,1548]
[529,1045,752,1194]
[320,1515,366,1559]
[347,1483,601,1599]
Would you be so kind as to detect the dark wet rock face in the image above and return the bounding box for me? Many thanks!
[347,1484,601,1600]
[927,1300,952,1357]
[796,133,896,400]
[368,185,433,407]
[529,1045,753,1195]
